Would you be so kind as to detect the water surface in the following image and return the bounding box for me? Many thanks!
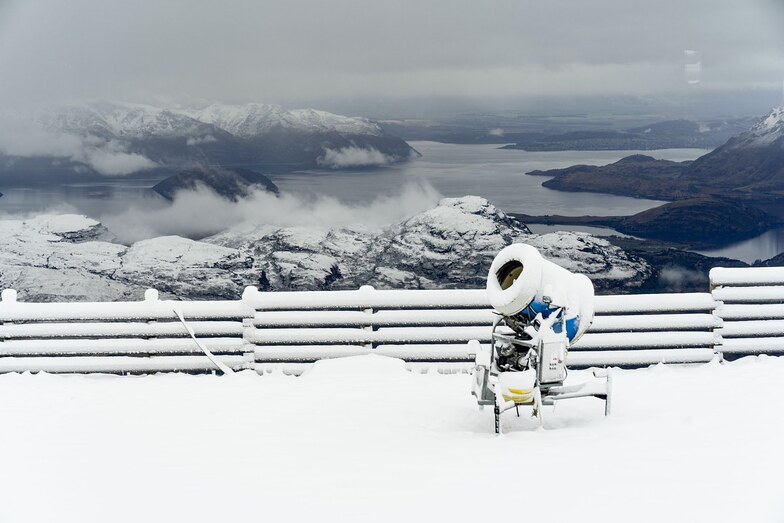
[269,142,708,216]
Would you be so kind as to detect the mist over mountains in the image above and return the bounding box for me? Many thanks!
[0,102,416,186]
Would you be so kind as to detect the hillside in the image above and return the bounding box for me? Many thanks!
[528,106,784,207]
[516,198,782,248]
[0,197,651,301]
[152,167,280,202]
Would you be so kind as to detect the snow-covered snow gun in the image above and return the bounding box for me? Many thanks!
[471,244,611,432]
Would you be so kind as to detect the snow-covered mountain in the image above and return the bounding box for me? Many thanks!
[682,105,784,194]
[33,102,383,140]
[0,101,415,184]
[0,197,650,302]
[33,102,222,140]
[736,105,784,147]
[188,103,383,138]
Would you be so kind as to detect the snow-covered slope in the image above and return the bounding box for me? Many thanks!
[1,355,782,523]
[682,105,784,193]
[0,215,136,301]
[0,196,652,302]
[33,102,222,140]
[30,101,383,140]
[207,196,649,293]
[0,214,255,301]
[189,103,382,138]
[739,105,784,147]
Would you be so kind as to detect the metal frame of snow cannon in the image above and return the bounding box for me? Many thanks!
[472,244,612,433]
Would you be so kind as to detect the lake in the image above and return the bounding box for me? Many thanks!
[268,142,707,216]
[3,141,778,263]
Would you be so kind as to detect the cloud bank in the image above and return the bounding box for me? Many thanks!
[0,116,157,176]
[101,180,442,243]
[0,0,781,109]
[317,146,395,169]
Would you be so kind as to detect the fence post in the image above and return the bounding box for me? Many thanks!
[140,288,161,364]
[1,289,16,333]
[241,286,259,369]
[708,275,725,363]
[359,285,375,349]
[1,289,17,303]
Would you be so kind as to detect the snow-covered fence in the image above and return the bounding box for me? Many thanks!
[244,286,720,374]
[245,285,492,374]
[712,267,784,357]
[0,289,255,374]
[570,293,719,367]
[1,266,783,375]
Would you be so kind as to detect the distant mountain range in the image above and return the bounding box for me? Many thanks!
[0,102,417,187]
[499,118,756,151]
[529,106,784,209]
[381,114,756,149]
[517,106,784,247]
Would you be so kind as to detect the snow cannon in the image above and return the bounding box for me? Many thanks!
[486,243,594,343]
[472,244,611,433]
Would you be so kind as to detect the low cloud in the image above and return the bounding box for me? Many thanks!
[186,135,217,146]
[658,265,706,291]
[0,115,157,176]
[317,146,394,169]
[80,140,157,175]
[488,128,505,137]
[101,180,442,243]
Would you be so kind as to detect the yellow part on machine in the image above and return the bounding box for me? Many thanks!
[502,388,534,404]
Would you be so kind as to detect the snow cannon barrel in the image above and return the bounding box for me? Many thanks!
[486,244,595,343]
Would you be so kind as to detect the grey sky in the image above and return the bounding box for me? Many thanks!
[0,0,782,112]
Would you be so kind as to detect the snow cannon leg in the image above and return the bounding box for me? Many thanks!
[470,340,495,407]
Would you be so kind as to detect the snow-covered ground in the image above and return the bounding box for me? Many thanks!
[1,355,782,522]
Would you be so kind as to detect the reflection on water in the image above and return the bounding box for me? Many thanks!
[697,227,784,264]
[526,223,637,238]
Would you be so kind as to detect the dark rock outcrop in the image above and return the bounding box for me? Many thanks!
[529,155,695,200]
[152,167,279,202]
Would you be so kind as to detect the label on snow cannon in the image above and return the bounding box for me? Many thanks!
[486,244,595,343]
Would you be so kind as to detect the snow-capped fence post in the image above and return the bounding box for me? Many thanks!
[241,286,259,339]
[0,289,16,333]
[359,285,375,349]
[241,286,260,363]
[1,289,17,303]
[140,289,160,367]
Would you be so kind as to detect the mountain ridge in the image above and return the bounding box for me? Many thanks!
[0,101,416,185]
[528,106,784,208]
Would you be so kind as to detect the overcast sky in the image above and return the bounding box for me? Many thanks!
[0,0,782,115]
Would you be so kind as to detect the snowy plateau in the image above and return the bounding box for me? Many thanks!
[0,196,649,301]
[0,355,782,522]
